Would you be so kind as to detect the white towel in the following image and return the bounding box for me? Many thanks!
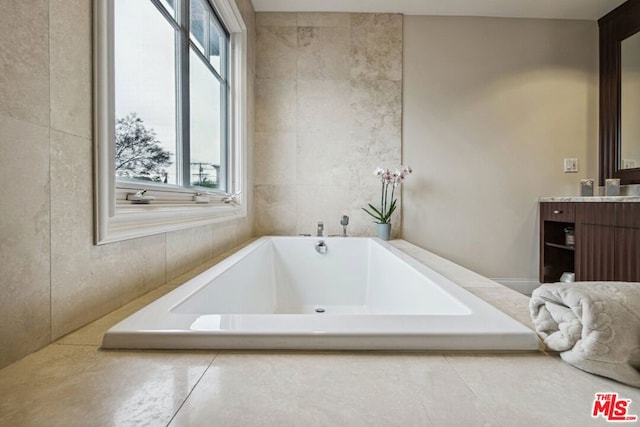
[530,282,640,387]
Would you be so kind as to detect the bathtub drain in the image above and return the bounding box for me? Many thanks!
[315,308,326,313]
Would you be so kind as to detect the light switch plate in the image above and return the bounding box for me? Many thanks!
[564,158,578,173]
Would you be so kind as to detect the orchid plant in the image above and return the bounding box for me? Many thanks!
[363,166,412,224]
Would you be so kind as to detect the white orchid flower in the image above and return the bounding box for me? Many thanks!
[363,165,415,227]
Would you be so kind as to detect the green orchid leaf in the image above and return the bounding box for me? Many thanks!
[362,207,383,222]
[367,204,385,218]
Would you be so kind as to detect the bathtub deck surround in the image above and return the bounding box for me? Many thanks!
[103,237,537,350]
[2,240,639,427]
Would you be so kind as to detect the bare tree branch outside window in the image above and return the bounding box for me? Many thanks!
[115,113,173,182]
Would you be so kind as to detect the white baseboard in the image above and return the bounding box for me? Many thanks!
[491,278,541,296]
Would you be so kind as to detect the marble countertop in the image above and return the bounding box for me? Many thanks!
[539,196,640,202]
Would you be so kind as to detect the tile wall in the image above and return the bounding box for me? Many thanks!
[254,12,403,237]
[0,0,256,369]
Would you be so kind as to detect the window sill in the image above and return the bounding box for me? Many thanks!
[96,202,246,245]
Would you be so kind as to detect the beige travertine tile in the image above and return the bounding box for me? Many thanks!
[350,14,403,82]
[52,233,167,340]
[0,1,49,126]
[296,79,351,132]
[0,115,51,369]
[236,216,255,242]
[49,130,92,338]
[297,12,350,28]
[256,12,297,27]
[50,130,167,339]
[254,185,297,235]
[297,26,350,80]
[97,234,167,300]
[348,128,402,169]
[211,221,240,258]
[296,185,351,236]
[49,0,92,139]
[466,287,535,329]
[169,353,501,426]
[350,79,402,133]
[254,131,296,185]
[50,130,93,252]
[0,345,214,427]
[256,26,297,79]
[56,284,179,346]
[296,130,351,186]
[446,353,640,426]
[255,78,297,132]
[390,240,505,288]
[166,224,215,281]
[255,11,403,239]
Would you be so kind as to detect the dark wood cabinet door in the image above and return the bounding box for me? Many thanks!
[617,203,640,228]
[615,227,640,281]
[575,202,617,226]
[576,223,616,281]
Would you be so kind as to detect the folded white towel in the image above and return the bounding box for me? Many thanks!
[530,282,640,387]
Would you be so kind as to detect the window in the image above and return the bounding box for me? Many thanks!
[94,0,247,244]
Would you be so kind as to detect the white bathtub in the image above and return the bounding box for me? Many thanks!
[102,237,539,350]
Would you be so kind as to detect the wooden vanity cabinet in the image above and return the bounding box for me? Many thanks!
[539,203,576,283]
[574,203,617,281]
[540,202,640,282]
[615,203,640,281]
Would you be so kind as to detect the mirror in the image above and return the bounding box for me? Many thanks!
[599,0,640,184]
[621,32,640,170]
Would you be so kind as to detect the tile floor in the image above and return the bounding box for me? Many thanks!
[1,241,638,427]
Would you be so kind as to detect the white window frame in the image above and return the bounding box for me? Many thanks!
[93,0,247,245]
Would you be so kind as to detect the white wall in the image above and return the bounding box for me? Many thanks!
[402,16,598,281]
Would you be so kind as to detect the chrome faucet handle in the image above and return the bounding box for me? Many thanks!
[340,215,349,237]
[317,221,324,237]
